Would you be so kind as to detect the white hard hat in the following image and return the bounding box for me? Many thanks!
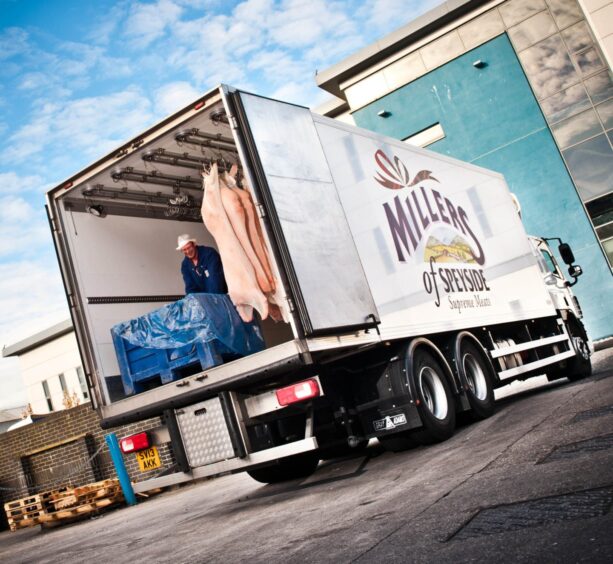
[176,234,196,251]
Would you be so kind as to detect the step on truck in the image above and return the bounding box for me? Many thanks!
[46,85,592,487]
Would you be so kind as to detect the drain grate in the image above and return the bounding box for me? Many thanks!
[451,486,613,541]
[571,404,613,423]
[540,433,613,463]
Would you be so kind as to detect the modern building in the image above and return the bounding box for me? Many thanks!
[315,0,613,340]
[2,320,89,414]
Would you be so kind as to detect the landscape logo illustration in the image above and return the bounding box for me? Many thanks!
[424,229,479,265]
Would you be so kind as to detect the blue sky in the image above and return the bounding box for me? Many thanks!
[0,0,442,409]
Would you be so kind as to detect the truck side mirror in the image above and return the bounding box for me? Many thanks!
[558,243,575,265]
[568,265,582,278]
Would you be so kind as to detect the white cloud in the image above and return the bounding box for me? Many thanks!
[268,0,356,49]
[0,201,51,258]
[0,259,68,350]
[356,0,443,31]
[124,0,184,47]
[0,172,44,194]
[154,81,201,115]
[3,88,155,165]
[0,27,30,60]
[87,2,129,46]
[0,196,36,223]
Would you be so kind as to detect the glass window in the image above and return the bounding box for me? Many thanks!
[77,366,89,400]
[58,373,67,392]
[596,222,613,241]
[561,21,593,54]
[540,249,559,274]
[551,108,602,148]
[573,47,605,76]
[403,123,445,147]
[584,71,613,105]
[596,99,613,131]
[499,0,547,28]
[42,380,54,411]
[586,192,613,227]
[508,11,557,51]
[546,0,584,29]
[562,134,613,200]
[519,34,579,99]
[541,83,591,124]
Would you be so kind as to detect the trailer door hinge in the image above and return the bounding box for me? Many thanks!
[229,116,238,130]
[286,298,295,313]
[255,203,266,218]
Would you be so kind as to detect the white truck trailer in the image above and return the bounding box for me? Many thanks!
[46,86,591,488]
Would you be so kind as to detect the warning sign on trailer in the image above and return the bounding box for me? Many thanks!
[374,413,408,432]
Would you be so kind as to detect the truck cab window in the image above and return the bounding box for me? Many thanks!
[540,249,561,276]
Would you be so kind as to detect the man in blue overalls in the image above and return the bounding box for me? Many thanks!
[176,233,227,295]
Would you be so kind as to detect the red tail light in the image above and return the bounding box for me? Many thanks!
[276,379,320,406]
[119,432,150,453]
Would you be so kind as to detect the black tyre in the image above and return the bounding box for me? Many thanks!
[461,341,496,420]
[411,348,456,445]
[566,319,592,382]
[246,452,319,484]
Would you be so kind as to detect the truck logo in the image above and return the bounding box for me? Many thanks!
[374,149,492,313]
[374,413,408,431]
[374,149,437,190]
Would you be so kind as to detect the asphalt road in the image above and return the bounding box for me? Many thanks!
[2,349,612,563]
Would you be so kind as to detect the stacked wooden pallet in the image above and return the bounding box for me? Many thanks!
[4,479,124,531]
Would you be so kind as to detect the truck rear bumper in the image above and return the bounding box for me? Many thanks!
[132,436,318,493]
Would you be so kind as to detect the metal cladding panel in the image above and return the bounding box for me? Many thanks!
[236,91,379,336]
[175,397,236,468]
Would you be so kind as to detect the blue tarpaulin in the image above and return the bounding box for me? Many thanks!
[111,293,264,355]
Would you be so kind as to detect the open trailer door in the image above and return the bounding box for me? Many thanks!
[224,88,380,337]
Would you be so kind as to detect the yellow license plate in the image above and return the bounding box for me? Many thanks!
[136,446,161,472]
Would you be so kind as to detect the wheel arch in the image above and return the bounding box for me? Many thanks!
[404,337,457,401]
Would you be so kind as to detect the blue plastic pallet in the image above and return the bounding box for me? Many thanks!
[112,334,229,395]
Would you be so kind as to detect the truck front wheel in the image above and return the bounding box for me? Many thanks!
[566,319,592,382]
[411,349,456,445]
[246,452,319,484]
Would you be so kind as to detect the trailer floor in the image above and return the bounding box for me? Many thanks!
[2,349,613,564]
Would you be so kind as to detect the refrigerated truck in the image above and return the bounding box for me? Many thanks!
[46,85,592,488]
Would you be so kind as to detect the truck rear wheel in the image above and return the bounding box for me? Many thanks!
[461,341,495,420]
[566,319,592,382]
[411,348,456,445]
[246,452,319,484]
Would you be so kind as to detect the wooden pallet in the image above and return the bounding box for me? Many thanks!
[5,480,124,531]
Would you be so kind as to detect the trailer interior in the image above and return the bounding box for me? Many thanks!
[49,91,298,411]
